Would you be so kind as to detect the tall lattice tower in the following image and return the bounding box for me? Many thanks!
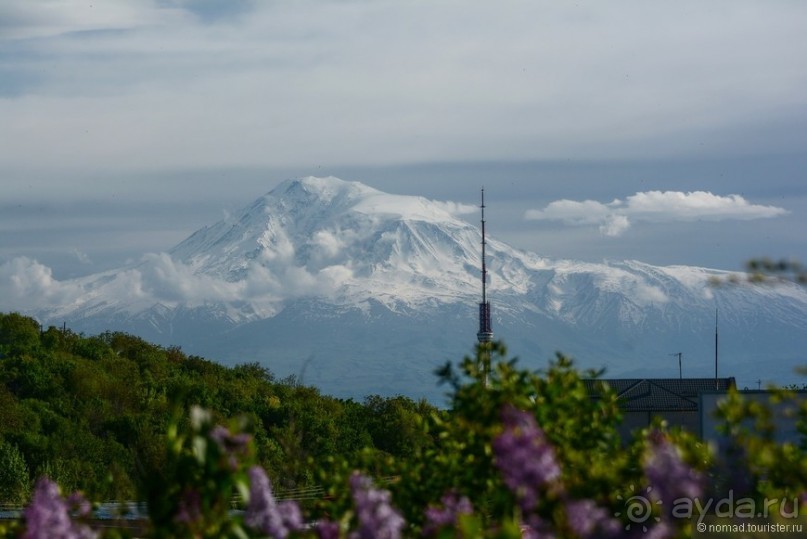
[477,188,493,344]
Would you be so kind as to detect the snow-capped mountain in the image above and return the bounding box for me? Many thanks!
[168,177,487,314]
[8,177,807,402]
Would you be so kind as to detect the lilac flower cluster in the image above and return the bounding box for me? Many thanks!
[422,491,473,536]
[314,519,341,539]
[492,405,562,512]
[22,477,97,539]
[348,472,405,539]
[244,466,304,539]
[209,424,252,471]
[174,488,203,526]
[643,432,703,507]
[564,498,622,539]
[517,516,556,539]
[492,406,628,538]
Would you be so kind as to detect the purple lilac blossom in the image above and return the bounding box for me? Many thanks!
[315,519,341,539]
[519,514,557,539]
[422,491,473,536]
[209,424,252,470]
[65,492,92,518]
[492,405,561,512]
[564,498,621,538]
[244,466,304,538]
[174,489,203,525]
[643,432,703,508]
[209,425,251,452]
[22,478,97,539]
[348,472,405,539]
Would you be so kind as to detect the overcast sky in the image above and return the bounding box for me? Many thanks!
[1,0,806,280]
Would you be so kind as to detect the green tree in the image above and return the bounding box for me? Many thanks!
[362,395,435,458]
[394,342,632,528]
[0,313,40,357]
[0,439,30,504]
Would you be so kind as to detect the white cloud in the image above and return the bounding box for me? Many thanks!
[525,191,788,237]
[0,250,357,316]
[138,252,242,304]
[311,230,343,259]
[599,215,631,237]
[632,282,669,305]
[72,248,93,265]
[431,201,477,216]
[0,257,83,311]
[319,264,353,287]
[624,191,788,221]
[525,199,614,225]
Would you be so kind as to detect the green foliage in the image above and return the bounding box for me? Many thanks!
[3,310,806,537]
[746,258,806,284]
[710,257,807,286]
[144,407,255,538]
[0,439,30,504]
[714,387,807,501]
[0,313,40,357]
[363,395,435,459]
[388,342,637,530]
[0,311,438,505]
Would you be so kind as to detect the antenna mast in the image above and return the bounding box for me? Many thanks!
[477,189,493,387]
[477,188,493,344]
[670,352,682,379]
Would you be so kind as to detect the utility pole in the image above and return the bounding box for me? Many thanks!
[715,308,719,389]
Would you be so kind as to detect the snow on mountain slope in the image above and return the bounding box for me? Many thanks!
[165,177,487,312]
[3,176,806,401]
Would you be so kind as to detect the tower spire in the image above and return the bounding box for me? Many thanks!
[477,188,493,344]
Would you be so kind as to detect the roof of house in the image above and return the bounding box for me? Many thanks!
[583,378,736,412]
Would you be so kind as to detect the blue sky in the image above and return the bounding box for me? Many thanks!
[1,0,806,279]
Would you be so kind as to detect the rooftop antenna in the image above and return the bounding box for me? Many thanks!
[715,308,719,389]
[670,352,682,379]
[477,189,493,384]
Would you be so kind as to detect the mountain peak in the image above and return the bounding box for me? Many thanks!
[270,176,470,225]
[275,176,379,204]
[163,177,486,308]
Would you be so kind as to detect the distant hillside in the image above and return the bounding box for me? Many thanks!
[0,312,436,503]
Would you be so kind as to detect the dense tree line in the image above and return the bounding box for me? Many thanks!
[0,312,437,504]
